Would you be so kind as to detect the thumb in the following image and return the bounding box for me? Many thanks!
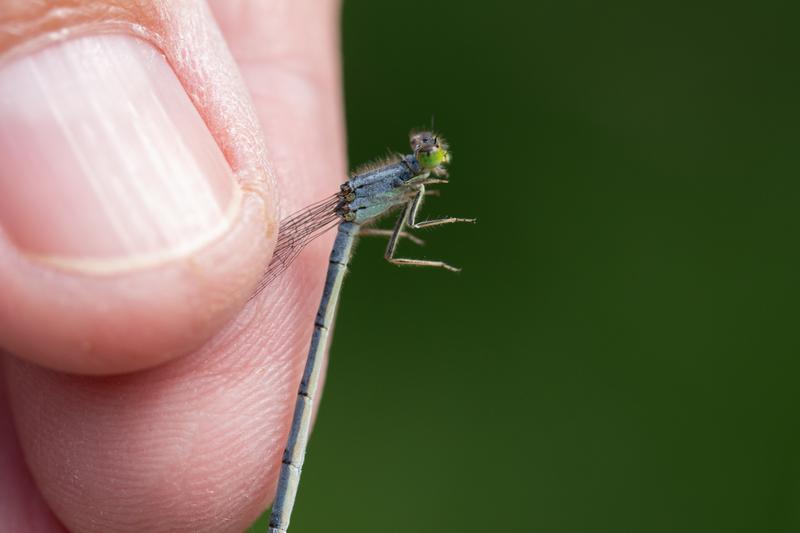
[0,12,277,375]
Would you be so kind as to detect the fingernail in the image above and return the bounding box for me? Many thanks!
[0,35,239,272]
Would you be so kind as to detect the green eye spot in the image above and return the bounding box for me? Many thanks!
[417,148,446,169]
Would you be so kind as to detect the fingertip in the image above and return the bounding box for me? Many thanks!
[0,7,281,375]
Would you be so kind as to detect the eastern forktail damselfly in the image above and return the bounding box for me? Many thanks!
[262,131,474,533]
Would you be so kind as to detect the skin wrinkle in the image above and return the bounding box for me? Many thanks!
[0,365,66,532]
[0,2,155,58]
[6,297,302,529]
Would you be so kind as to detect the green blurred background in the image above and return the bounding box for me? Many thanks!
[255,1,800,531]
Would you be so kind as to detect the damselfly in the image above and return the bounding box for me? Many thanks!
[263,131,474,533]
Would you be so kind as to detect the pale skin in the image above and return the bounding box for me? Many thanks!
[0,1,345,531]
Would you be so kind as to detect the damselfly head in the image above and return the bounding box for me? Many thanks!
[410,131,450,171]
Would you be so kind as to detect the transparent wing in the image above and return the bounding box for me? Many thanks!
[251,193,343,297]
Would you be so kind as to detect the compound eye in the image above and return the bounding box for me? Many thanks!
[410,131,432,149]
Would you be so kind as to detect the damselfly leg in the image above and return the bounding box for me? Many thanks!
[359,228,425,246]
[384,184,476,271]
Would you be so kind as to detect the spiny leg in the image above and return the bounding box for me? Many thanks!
[384,191,463,272]
[359,228,424,246]
[405,184,425,226]
[412,217,477,228]
[406,185,476,229]
[405,174,448,186]
[389,257,461,272]
[384,201,409,260]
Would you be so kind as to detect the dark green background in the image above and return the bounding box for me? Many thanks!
[254,1,800,531]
